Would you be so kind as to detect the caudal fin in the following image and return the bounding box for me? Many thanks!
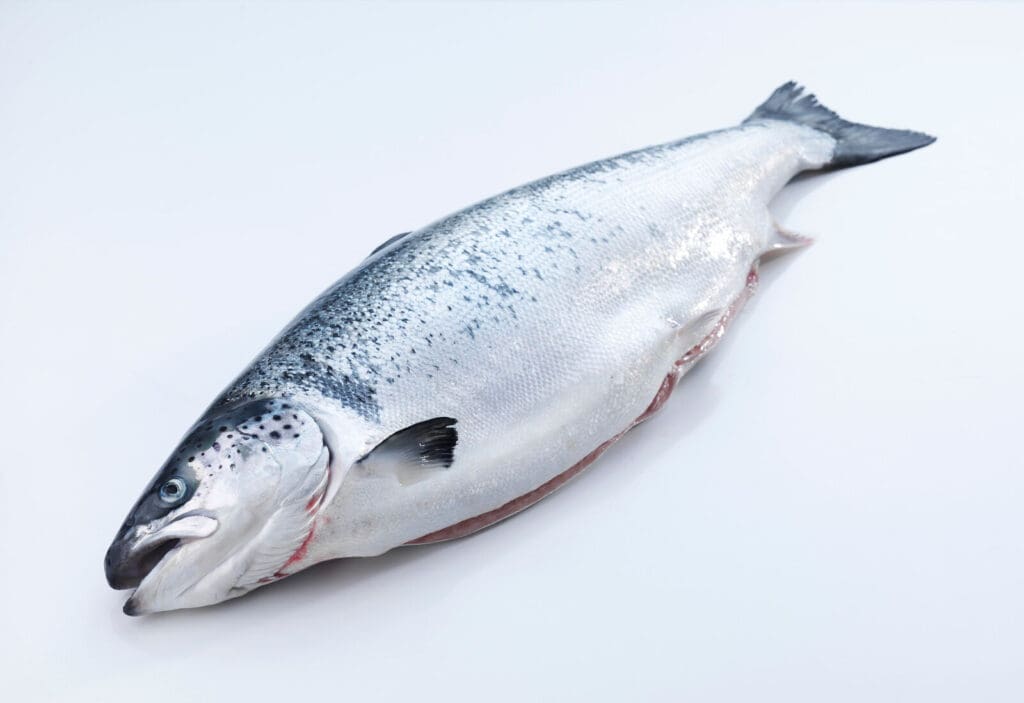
[745,82,936,169]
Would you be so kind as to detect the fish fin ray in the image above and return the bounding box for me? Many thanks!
[358,417,459,486]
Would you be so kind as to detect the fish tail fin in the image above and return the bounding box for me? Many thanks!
[745,81,936,169]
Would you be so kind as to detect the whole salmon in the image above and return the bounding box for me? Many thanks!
[105,83,934,614]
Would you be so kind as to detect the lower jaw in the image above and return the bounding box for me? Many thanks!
[121,541,189,615]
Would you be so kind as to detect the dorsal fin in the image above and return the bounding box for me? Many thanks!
[369,231,412,257]
[357,417,458,485]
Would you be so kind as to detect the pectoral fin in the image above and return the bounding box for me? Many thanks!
[357,417,459,486]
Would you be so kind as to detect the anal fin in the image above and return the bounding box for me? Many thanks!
[762,221,814,260]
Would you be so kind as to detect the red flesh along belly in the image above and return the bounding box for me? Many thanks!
[406,265,759,546]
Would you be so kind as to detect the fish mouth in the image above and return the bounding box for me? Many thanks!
[104,513,219,592]
[108,538,181,590]
[105,535,180,591]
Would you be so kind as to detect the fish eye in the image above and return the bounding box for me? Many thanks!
[158,477,188,505]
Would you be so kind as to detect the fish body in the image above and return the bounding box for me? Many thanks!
[105,83,934,613]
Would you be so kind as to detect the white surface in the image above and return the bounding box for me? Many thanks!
[1,2,1021,701]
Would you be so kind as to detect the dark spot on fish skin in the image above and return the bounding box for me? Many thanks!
[270,431,281,439]
[273,415,281,421]
[201,134,709,418]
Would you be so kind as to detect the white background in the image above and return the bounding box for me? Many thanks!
[1,2,1021,701]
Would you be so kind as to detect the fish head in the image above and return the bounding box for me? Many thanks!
[104,399,330,615]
